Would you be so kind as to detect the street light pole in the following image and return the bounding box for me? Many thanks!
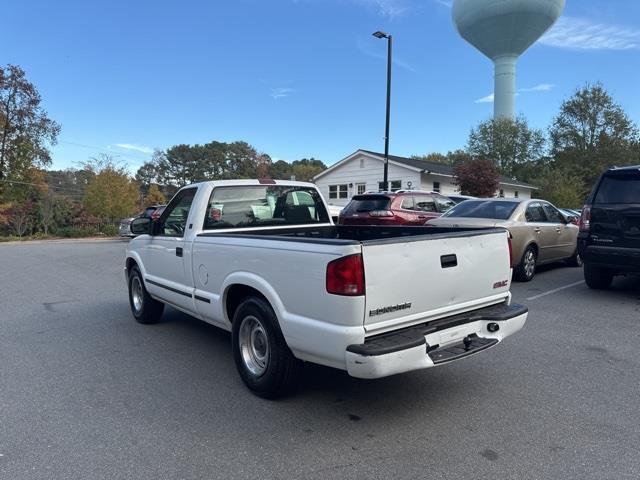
[373,31,392,192]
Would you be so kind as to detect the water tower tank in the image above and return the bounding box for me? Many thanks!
[452,0,565,119]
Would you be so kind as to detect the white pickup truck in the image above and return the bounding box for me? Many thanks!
[125,180,527,398]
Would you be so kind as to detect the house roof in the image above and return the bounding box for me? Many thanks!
[360,150,538,189]
[313,149,537,190]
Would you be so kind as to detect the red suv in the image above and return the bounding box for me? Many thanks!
[338,191,456,226]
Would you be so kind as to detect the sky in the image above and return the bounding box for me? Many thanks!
[3,0,640,172]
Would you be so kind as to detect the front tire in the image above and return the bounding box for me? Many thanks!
[128,265,164,324]
[514,246,537,282]
[584,263,613,290]
[232,297,301,398]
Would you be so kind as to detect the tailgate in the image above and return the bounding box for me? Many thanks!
[362,229,512,333]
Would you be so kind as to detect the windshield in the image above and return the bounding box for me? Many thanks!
[442,200,519,220]
[342,195,391,214]
[595,172,640,204]
[203,185,329,229]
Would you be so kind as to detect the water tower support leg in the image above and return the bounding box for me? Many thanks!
[493,55,518,120]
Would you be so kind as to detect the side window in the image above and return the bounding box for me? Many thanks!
[415,196,437,212]
[400,196,415,211]
[525,202,547,223]
[158,188,197,237]
[542,203,564,223]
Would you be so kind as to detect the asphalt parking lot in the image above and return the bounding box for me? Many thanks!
[1,239,639,480]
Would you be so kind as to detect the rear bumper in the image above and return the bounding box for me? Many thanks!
[345,303,527,379]
[579,243,640,272]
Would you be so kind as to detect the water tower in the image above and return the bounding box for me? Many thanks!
[452,0,565,119]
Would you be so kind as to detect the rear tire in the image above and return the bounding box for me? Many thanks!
[232,296,301,399]
[584,263,613,290]
[567,249,583,268]
[514,246,537,282]
[128,265,164,324]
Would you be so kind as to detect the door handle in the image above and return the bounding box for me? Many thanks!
[534,228,541,234]
[176,247,183,257]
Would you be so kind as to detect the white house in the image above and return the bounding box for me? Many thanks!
[313,149,537,207]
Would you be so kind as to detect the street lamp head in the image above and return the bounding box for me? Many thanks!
[372,30,388,39]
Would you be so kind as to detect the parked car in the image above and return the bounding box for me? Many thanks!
[427,198,581,282]
[338,191,456,226]
[446,194,478,204]
[125,180,527,398]
[119,205,166,237]
[579,166,640,289]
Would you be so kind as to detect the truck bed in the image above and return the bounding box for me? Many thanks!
[198,225,505,245]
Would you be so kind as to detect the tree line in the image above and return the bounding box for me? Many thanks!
[2,61,639,237]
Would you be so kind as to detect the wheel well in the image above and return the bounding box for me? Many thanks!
[527,243,539,256]
[225,284,269,323]
[126,258,137,274]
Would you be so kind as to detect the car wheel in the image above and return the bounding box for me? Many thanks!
[567,249,583,268]
[232,296,301,399]
[514,246,537,282]
[128,265,164,324]
[584,263,613,290]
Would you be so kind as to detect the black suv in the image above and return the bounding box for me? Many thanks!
[578,166,640,289]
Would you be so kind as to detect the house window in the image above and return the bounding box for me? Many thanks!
[433,181,441,193]
[379,180,402,192]
[499,189,505,198]
[329,184,348,199]
[514,191,519,198]
[356,183,366,195]
[359,158,365,168]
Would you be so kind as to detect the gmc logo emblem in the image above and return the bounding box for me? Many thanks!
[493,280,509,289]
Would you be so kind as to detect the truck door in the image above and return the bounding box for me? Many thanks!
[142,187,197,312]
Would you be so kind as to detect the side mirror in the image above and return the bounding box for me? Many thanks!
[130,217,151,235]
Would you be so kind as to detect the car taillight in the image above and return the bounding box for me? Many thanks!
[369,210,394,217]
[579,205,591,232]
[326,254,365,296]
[507,235,513,268]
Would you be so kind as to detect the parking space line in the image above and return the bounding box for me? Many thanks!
[526,280,586,301]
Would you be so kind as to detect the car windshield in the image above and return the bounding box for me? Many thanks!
[203,185,329,229]
[595,171,640,204]
[342,195,391,214]
[442,200,519,220]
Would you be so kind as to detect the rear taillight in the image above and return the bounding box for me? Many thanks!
[579,205,591,232]
[508,235,513,268]
[369,210,394,217]
[326,254,365,296]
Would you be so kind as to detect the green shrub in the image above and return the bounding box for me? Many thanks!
[99,224,119,237]
[57,227,100,238]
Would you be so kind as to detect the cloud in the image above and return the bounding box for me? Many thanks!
[353,0,408,18]
[113,143,153,154]
[475,93,494,104]
[356,37,417,73]
[519,83,555,93]
[270,87,295,99]
[433,0,452,7]
[540,16,640,51]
